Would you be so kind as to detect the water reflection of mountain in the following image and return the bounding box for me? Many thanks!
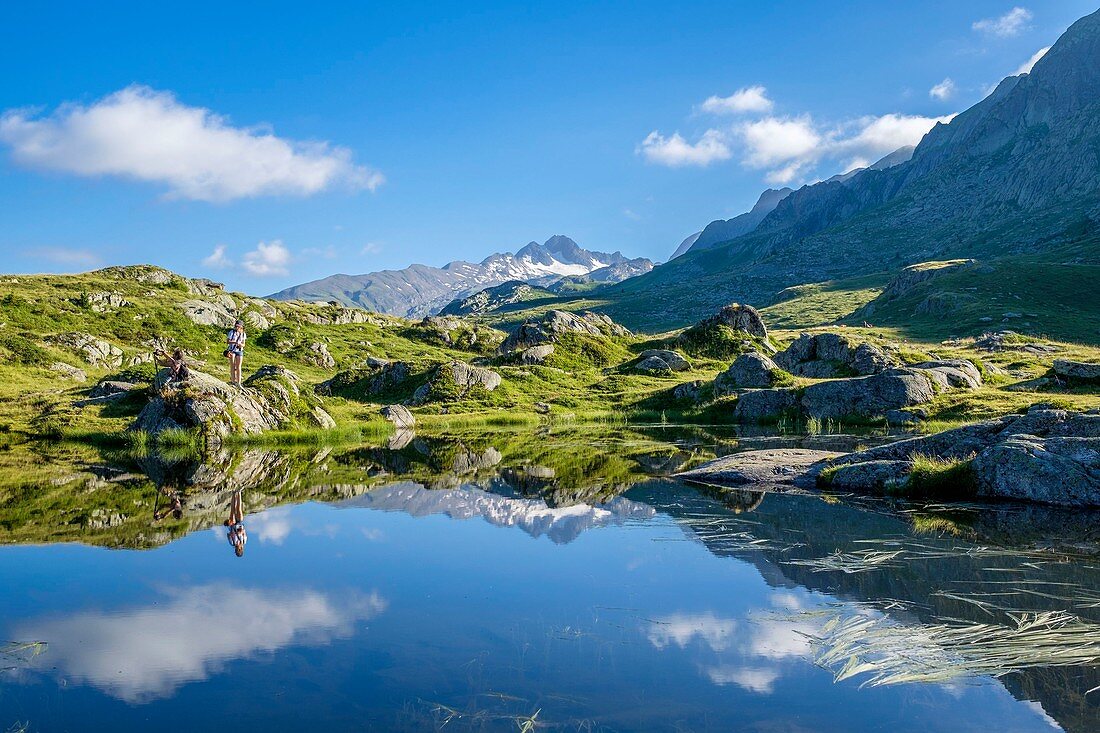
[338,480,655,544]
[627,481,1100,733]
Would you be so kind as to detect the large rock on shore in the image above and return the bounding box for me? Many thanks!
[316,358,410,397]
[826,405,1100,507]
[676,449,843,487]
[715,352,781,393]
[634,349,690,374]
[696,303,769,339]
[132,366,334,441]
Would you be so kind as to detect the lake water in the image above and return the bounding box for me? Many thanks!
[1,426,1098,732]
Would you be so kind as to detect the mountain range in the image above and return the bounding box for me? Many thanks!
[270,235,652,318]
[598,8,1100,330]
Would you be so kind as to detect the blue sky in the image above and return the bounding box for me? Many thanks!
[0,1,1093,295]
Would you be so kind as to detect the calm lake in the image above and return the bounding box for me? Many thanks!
[1,426,1098,732]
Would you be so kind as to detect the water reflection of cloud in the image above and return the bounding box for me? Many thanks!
[13,585,386,703]
[249,506,293,544]
[646,613,737,652]
[705,665,781,694]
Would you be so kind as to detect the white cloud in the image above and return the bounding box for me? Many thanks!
[242,239,291,277]
[706,665,781,694]
[361,241,383,255]
[13,585,386,702]
[699,86,773,115]
[1015,46,1050,74]
[739,115,821,169]
[929,78,957,101]
[835,112,954,161]
[0,85,383,202]
[249,506,293,544]
[637,129,731,167]
[201,244,232,269]
[646,612,737,652]
[972,7,1032,37]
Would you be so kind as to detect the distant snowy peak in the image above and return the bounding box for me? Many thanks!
[269,235,646,318]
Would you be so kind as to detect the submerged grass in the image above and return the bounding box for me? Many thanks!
[812,610,1100,687]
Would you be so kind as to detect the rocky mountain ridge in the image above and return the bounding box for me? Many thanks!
[270,235,651,319]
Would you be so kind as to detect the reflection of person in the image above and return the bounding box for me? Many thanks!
[224,490,247,557]
[226,320,246,387]
[153,488,183,521]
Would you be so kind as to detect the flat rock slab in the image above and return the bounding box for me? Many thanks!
[676,449,842,488]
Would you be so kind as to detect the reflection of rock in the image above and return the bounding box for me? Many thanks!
[386,429,415,450]
[339,481,655,544]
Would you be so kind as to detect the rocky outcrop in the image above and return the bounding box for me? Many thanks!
[695,303,769,339]
[411,360,502,404]
[380,404,415,429]
[316,358,410,397]
[50,362,87,382]
[132,366,334,441]
[773,332,896,377]
[1053,359,1100,383]
[52,332,124,368]
[676,449,843,487]
[731,360,981,422]
[678,405,1100,507]
[499,310,629,354]
[85,291,131,312]
[825,405,1100,506]
[974,331,1060,354]
[715,352,781,393]
[303,342,336,369]
[633,349,690,375]
[179,299,236,329]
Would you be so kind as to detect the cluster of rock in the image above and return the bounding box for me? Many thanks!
[974,330,1059,355]
[410,360,502,405]
[825,404,1100,507]
[690,303,769,339]
[676,303,773,357]
[714,352,784,393]
[773,332,896,377]
[316,356,411,397]
[417,315,501,350]
[132,366,334,442]
[677,405,1100,507]
[50,332,125,369]
[499,310,629,357]
[734,359,981,422]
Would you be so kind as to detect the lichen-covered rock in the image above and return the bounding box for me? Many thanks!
[86,291,131,312]
[380,404,415,429]
[715,352,779,393]
[50,362,87,382]
[179,299,236,329]
[243,310,272,330]
[303,342,336,369]
[131,365,334,441]
[519,344,555,364]
[99,265,176,285]
[676,448,842,487]
[637,349,690,372]
[698,303,769,339]
[910,359,983,389]
[733,388,800,422]
[1053,359,1100,383]
[800,369,936,420]
[411,360,502,404]
[634,355,674,375]
[774,332,897,377]
[316,358,410,397]
[53,332,124,368]
[972,436,1100,506]
[673,380,703,401]
[826,460,910,491]
[499,310,629,353]
[91,380,138,398]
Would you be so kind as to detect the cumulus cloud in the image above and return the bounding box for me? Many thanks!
[699,86,774,115]
[202,244,232,269]
[0,85,383,202]
[1015,46,1050,74]
[13,585,387,702]
[929,78,957,101]
[242,239,291,277]
[973,7,1032,37]
[637,129,731,167]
